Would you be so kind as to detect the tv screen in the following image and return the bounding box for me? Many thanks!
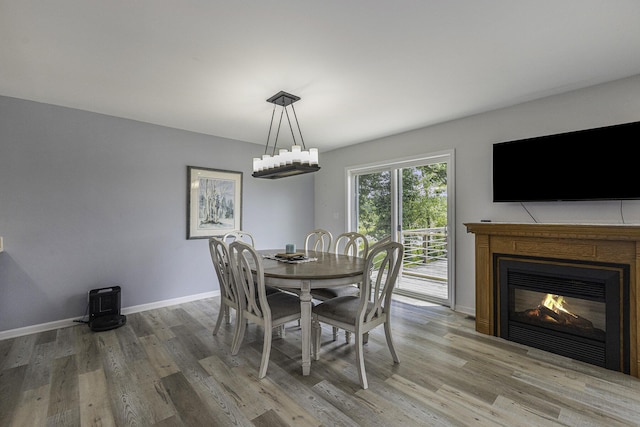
[493,121,640,202]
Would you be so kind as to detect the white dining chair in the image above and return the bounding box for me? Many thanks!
[223,230,256,247]
[304,229,333,253]
[308,230,367,298]
[312,240,404,389]
[309,232,369,341]
[334,231,369,259]
[367,235,391,252]
[229,241,305,379]
[209,238,242,345]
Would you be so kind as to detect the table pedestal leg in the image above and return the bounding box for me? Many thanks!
[299,280,312,376]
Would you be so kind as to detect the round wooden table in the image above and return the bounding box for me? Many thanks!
[259,249,366,375]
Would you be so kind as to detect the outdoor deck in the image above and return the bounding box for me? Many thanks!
[396,259,449,301]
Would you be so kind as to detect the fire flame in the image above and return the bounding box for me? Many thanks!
[541,294,578,319]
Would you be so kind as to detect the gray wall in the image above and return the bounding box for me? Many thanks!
[3,74,639,332]
[0,96,315,332]
[315,74,640,315]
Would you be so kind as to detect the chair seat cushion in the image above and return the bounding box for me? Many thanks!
[313,296,379,324]
[310,285,359,301]
[265,285,282,295]
[266,292,305,319]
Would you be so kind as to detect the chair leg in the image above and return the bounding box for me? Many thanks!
[258,326,273,379]
[355,331,368,389]
[213,304,225,335]
[224,305,231,324]
[312,318,321,360]
[384,320,400,364]
[231,314,246,355]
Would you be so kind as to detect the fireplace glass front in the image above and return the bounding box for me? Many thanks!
[497,257,629,373]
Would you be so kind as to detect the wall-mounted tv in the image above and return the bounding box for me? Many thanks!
[493,121,640,202]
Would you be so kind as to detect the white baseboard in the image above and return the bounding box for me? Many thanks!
[0,290,220,341]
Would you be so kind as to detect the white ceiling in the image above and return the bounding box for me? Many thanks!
[2,1,640,152]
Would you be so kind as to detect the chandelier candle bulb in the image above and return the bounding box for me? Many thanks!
[309,148,319,165]
[279,149,288,166]
[262,154,271,169]
[253,158,260,172]
[301,150,310,165]
[292,145,302,163]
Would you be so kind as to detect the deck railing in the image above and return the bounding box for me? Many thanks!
[400,227,447,282]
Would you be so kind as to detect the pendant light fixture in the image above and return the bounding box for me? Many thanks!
[252,91,320,179]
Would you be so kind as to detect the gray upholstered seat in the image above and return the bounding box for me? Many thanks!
[312,297,378,324]
[306,285,360,301]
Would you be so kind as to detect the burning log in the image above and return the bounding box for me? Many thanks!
[536,305,595,329]
[513,294,605,341]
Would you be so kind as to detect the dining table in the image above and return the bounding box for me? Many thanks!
[258,249,366,376]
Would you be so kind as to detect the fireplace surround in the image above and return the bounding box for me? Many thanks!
[465,223,639,378]
[498,256,629,372]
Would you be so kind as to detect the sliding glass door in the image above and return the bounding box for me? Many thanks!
[348,151,454,307]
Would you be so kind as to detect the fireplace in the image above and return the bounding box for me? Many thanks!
[497,256,629,373]
[465,223,640,378]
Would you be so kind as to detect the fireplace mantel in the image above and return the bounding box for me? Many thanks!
[465,222,639,377]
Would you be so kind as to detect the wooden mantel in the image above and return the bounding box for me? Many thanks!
[465,222,640,377]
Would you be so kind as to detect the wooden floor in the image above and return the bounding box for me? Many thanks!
[2,297,640,426]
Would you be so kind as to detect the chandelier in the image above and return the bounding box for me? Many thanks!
[252,91,320,179]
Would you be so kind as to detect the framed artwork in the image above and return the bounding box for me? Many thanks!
[187,166,242,239]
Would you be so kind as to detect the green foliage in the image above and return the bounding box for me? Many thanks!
[357,170,391,242]
[401,163,447,230]
[357,164,447,241]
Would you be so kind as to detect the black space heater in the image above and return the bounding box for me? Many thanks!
[89,286,127,332]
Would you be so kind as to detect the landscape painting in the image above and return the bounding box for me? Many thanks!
[187,166,242,239]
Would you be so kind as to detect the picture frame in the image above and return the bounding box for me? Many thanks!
[187,166,242,239]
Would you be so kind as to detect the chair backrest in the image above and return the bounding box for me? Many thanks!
[304,229,333,252]
[228,241,271,322]
[360,241,404,324]
[223,230,255,247]
[368,235,391,252]
[209,237,240,306]
[334,232,369,258]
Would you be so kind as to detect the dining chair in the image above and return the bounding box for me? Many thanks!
[229,240,305,379]
[308,231,370,341]
[304,229,333,252]
[368,235,391,252]
[209,237,241,342]
[334,231,369,258]
[311,240,404,389]
[309,230,368,300]
[223,230,256,247]
[222,229,288,298]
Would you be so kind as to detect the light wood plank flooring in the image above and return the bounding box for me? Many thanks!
[1,297,639,426]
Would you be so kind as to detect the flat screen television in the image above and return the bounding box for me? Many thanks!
[492,121,640,202]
